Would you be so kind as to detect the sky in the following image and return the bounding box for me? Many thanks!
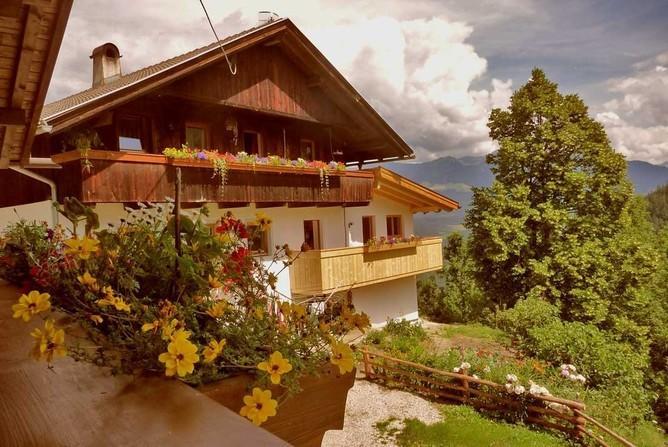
[47,0,668,165]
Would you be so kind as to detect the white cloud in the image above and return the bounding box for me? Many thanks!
[598,51,668,164]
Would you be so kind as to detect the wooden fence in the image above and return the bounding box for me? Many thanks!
[360,350,635,447]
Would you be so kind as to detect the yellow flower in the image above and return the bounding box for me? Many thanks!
[206,300,228,318]
[254,212,272,231]
[30,319,66,363]
[158,336,199,377]
[63,237,100,260]
[239,387,278,426]
[96,295,131,312]
[161,319,191,341]
[12,290,51,322]
[330,341,355,374]
[90,315,103,324]
[142,320,160,333]
[257,351,293,385]
[77,271,99,291]
[208,274,223,289]
[203,339,226,363]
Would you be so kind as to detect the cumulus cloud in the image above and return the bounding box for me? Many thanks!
[48,1,513,160]
[597,51,668,164]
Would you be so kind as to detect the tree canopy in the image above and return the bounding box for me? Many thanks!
[465,69,657,330]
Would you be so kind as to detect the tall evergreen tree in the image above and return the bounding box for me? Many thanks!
[465,69,657,328]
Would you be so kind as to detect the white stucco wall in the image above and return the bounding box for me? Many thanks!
[352,275,419,327]
[343,196,415,247]
[0,200,56,230]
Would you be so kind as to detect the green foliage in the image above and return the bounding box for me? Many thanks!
[389,406,571,447]
[439,324,509,345]
[384,319,428,340]
[495,297,560,340]
[647,183,668,229]
[417,233,487,323]
[465,69,653,320]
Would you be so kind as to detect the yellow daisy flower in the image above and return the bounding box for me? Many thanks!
[161,319,192,341]
[240,387,278,426]
[208,274,223,289]
[330,341,355,374]
[254,212,272,231]
[202,339,226,363]
[206,301,228,318]
[12,290,51,322]
[257,351,293,385]
[30,319,66,363]
[63,237,100,260]
[141,320,160,333]
[158,337,199,377]
[90,315,103,324]
[77,271,99,291]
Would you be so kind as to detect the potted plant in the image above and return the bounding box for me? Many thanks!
[364,235,419,253]
[0,198,369,445]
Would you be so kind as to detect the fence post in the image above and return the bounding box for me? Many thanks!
[461,368,469,403]
[362,350,372,378]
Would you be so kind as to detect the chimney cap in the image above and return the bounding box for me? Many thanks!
[90,42,122,60]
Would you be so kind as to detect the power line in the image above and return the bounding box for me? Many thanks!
[198,0,237,75]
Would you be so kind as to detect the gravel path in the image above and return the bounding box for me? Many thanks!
[321,378,441,447]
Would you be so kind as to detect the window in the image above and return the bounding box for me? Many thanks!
[386,215,403,238]
[243,131,261,155]
[246,224,269,255]
[185,123,208,149]
[362,216,375,243]
[302,220,321,250]
[118,116,145,151]
[300,139,315,160]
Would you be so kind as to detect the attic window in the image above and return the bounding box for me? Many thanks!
[118,116,144,151]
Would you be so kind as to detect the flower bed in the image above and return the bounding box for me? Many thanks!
[364,236,419,253]
[0,197,370,429]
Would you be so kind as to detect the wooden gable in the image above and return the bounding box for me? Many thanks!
[165,45,352,128]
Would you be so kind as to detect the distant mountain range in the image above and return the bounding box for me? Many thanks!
[386,157,668,236]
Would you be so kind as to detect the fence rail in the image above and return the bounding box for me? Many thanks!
[359,349,635,447]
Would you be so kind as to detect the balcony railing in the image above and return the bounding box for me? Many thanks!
[289,237,443,296]
[50,150,374,206]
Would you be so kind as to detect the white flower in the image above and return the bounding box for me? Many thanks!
[460,362,471,370]
[483,366,491,374]
[529,382,551,396]
[560,364,576,373]
[472,374,480,380]
[506,374,518,383]
[513,385,526,395]
[453,367,461,373]
[574,374,586,384]
[505,383,514,392]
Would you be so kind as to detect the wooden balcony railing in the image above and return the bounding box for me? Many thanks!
[50,150,374,206]
[289,237,443,296]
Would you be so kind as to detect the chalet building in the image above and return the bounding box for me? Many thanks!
[0,16,458,326]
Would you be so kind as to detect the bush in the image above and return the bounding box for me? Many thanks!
[494,297,560,340]
[524,321,649,391]
[384,319,427,340]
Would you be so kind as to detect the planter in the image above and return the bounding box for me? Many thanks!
[200,365,356,447]
[364,240,418,253]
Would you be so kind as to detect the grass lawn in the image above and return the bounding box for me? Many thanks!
[378,405,571,447]
[439,323,510,345]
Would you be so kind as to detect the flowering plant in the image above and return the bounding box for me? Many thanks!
[0,198,368,426]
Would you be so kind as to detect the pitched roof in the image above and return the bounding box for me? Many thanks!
[41,21,274,121]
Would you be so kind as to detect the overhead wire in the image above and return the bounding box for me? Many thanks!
[198,0,237,75]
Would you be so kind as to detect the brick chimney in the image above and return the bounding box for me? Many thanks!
[90,43,122,88]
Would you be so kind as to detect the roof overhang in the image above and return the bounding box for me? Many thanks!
[369,167,460,213]
[0,0,73,168]
[40,18,414,163]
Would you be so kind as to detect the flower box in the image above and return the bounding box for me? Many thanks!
[364,239,418,253]
[200,365,356,447]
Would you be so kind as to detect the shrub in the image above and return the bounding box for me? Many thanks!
[494,297,560,340]
[384,319,427,340]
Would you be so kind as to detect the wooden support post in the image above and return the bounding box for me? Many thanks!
[461,369,470,403]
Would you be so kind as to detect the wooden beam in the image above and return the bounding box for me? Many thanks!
[0,108,26,125]
[0,0,21,18]
[1,5,41,168]
[21,0,75,164]
[218,202,249,209]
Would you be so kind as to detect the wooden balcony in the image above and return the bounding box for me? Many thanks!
[50,150,374,206]
[289,237,443,296]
